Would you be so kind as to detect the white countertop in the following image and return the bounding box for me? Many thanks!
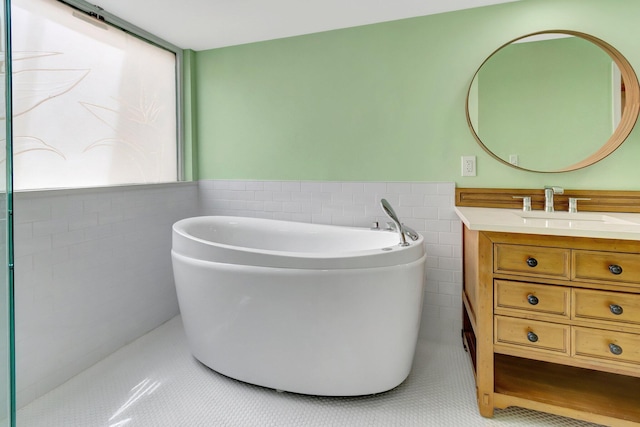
[454,206,640,241]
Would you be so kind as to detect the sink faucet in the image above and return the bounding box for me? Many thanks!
[544,186,564,212]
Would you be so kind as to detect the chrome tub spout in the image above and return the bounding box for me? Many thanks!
[402,224,420,242]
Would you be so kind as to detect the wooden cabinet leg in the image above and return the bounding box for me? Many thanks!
[478,391,494,417]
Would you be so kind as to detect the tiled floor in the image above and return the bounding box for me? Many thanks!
[18,316,600,426]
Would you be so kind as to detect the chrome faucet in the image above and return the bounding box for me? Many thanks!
[380,199,409,246]
[402,224,420,242]
[544,186,564,212]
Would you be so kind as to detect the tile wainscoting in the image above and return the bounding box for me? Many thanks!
[198,179,463,345]
[13,179,463,409]
[13,182,199,407]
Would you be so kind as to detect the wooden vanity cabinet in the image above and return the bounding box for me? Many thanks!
[462,227,640,426]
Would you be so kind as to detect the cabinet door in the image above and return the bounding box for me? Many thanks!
[495,280,570,318]
[573,327,640,366]
[494,244,570,279]
[495,316,570,356]
[573,250,640,287]
[573,288,640,327]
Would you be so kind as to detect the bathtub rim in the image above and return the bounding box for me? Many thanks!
[172,215,425,270]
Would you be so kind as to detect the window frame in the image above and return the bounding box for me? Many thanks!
[44,0,185,183]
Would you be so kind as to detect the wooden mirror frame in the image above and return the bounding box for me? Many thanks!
[466,30,640,173]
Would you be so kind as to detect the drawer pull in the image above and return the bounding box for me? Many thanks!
[609,264,623,275]
[610,304,624,315]
[609,343,623,356]
[527,294,539,305]
[526,257,538,267]
[527,331,538,343]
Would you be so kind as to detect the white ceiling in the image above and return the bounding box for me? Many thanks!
[96,0,520,51]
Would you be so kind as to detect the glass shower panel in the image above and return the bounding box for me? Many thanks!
[0,0,14,425]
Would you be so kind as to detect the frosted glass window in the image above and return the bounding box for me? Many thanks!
[8,0,178,190]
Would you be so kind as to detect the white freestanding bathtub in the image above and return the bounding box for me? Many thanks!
[171,216,426,396]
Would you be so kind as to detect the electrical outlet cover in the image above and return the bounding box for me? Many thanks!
[461,156,476,176]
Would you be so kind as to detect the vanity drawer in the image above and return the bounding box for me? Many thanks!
[494,244,570,279]
[495,316,570,355]
[573,250,640,286]
[573,326,640,366]
[573,289,640,327]
[495,280,570,318]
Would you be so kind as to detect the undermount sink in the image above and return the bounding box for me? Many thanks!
[513,210,639,225]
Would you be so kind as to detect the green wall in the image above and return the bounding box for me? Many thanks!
[192,0,640,190]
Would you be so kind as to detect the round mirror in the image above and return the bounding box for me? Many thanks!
[466,30,640,172]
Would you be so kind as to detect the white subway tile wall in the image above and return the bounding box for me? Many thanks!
[14,182,199,407]
[13,179,462,408]
[199,180,463,345]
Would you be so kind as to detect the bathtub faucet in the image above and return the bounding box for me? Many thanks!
[380,199,410,247]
